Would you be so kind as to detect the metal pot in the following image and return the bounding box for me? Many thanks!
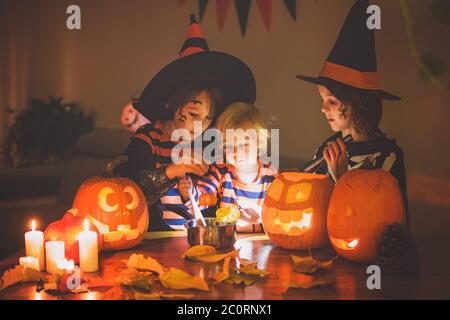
[185,218,236,250]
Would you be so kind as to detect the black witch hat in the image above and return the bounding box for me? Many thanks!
[297,0,400,100]
[135,15,257,121]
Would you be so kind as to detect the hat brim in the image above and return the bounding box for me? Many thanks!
[136,51,256,121]
[296,75,401,101]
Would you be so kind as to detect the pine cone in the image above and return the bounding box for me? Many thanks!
[377,223,419,275]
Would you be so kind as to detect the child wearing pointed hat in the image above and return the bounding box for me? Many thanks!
[113,15,257,231]
[297,0,409,226]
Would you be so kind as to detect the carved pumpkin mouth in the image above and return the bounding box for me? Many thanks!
[88,211,147,242]
[271,211,312,235]
[330,236,359,251]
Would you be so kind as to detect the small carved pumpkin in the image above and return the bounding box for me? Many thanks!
[44,208,102,263]
[262,172,334,250]
[120,101,150,133]
[72,176,149,251]
[327,169,406,263]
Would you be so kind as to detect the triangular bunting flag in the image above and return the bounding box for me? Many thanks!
[256,0,272,31]
[216,0,231,32]
[199,0,209,21]
[235,0,252,36]
[283,0,296,21]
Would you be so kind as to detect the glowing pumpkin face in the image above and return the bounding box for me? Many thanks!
[327,169,405,263]
[120,101,150,133]
[262,172,334,250]
[72,176,149,250]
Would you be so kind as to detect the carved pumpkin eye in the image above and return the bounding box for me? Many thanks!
[286,183,312,203]
[124,186,139,210]
[98,187,119,212]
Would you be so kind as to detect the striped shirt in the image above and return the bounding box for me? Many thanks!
[134,121,176,169]
[162,163,278,230]
[132,122,194,228]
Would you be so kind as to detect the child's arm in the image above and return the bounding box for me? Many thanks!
[178,166,223,210]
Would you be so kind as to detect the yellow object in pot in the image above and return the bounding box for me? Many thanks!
[214,206,240,224]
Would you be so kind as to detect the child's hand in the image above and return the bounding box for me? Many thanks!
[239,208,262,225]
[166,163,209,180]
[178,176,193,203]
[323,138,348,182]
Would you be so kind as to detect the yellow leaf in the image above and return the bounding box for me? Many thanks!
[291,254,337,274]
[126,253,164,274]
[183,245,239,263]
[183,245,217,258]
[0,265,42,291]
[286,274,336,290]
[159,268,209,291]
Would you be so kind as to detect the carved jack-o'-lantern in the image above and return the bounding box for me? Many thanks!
[121,101,150,133]
[72,176,149,251]
[327,169,405,263]
[262,172,334,250]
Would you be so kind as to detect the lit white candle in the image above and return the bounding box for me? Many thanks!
[79,219,98,272]
[56,258,75,273]
[45,241,65,274]
[24,219,45,271]
[19,256,40,271]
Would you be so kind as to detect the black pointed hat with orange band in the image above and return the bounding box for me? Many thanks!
[135,14,257,121]
[297,0,400,100]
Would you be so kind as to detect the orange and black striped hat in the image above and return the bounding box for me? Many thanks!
[297,0,400,101]
[136,14,256,121]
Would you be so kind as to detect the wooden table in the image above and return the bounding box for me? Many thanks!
[0,232,449,300]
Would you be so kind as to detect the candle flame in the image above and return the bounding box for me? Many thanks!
[84,219,89,231]
[346,239,359,249]
[31,219,36,231]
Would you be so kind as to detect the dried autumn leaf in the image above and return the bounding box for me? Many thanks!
[183,245,217,258]
[126,253,164,274]
[115,268,153,291]
[237,257,257,269]
[213,256,231,283]
[183,245,239,263]
[286,274,336,290]
[291,254,337,274]
[159,268,209,291]
[0,265,42,291]
[134,291,194,300]
[225,271,255,287]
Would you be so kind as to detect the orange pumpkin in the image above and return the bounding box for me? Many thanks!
[327,169,406,263]
[262,172,334,250]
[72,176,149,251]
[44,208,102,263]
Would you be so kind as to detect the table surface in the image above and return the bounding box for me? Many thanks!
[0,231,449,300]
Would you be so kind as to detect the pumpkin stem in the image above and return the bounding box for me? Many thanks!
[104,155,128,178]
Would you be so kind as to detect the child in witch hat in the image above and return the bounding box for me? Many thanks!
[297,0,409,226]
[113,14,256,231]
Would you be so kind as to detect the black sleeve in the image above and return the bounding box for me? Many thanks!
[120,137,177,206]
[390,146,410,230]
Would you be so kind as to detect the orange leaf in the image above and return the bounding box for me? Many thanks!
[0,265,42,291]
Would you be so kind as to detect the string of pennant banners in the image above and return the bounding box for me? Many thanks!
[177,0,298,36]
